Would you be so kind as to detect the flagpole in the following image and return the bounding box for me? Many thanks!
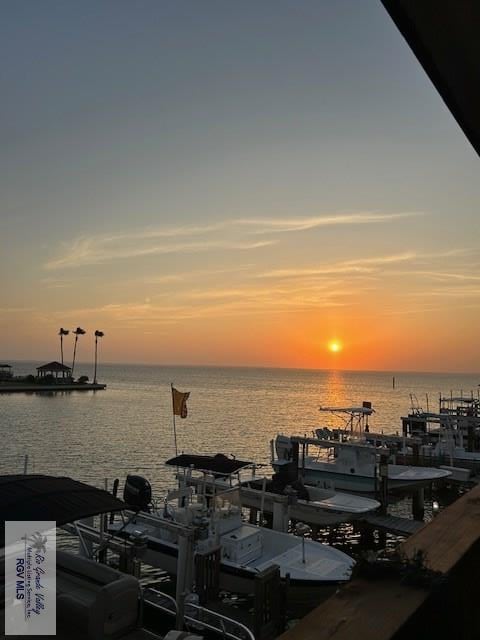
[171,383,178,457]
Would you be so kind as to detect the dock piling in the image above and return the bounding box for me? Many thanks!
[272,496,289,532]
[412,487,425,521]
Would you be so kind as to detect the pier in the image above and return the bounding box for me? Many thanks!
[277,483,480,640]
[0,382,106,393]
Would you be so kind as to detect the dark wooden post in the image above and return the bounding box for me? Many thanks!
[254,565,283,640]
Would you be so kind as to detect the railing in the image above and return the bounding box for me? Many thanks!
[145,588,255,640]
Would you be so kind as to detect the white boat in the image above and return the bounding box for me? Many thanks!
[174,453,380,527]
[272,433,451,493]
[239,479,381,526]
[110,469,355,596]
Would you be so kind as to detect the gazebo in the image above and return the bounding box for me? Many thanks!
[0,364,13,380]
[36,361,72,380]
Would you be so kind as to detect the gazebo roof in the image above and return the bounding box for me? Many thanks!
[36,361,72,372]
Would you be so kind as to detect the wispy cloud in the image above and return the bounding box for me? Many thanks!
[391,270,480,283]
[46,236,275,270]
[237,211,422,234]
[259,252,415,279]
[45,211,421,270]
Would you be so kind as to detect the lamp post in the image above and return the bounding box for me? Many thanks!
[71,327,86,378]
[93,330,104,384]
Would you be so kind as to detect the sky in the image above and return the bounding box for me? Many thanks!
[1,0,479,372]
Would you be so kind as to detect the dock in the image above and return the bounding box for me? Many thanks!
[0,382,106,393]
[277,483,480,640]
[359,513,424,536]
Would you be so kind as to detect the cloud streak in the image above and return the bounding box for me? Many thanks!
[46,237,275,270]
[44,211,421,269]
[259,252,416,279]
[237,211,422,234]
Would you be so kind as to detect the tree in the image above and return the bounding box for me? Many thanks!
[58,328,69,367]
[93,330,104,384]
[71,327,86,378]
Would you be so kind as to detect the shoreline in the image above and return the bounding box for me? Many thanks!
[0,383,106,393]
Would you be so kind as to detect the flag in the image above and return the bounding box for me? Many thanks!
[172,387,190,419]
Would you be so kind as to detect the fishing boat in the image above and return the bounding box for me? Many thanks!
[272,433,451,493]
[176,453,380,527]
[109,465,355,596]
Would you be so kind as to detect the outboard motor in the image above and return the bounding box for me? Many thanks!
[123,475,152,512]
[275,435,293,460]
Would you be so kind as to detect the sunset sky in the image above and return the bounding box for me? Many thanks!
[1,1,479,372]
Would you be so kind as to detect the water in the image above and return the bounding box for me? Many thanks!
[2,363,476,604]
[2,361,478,496]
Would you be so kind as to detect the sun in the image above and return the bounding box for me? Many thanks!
[328,340,343,353]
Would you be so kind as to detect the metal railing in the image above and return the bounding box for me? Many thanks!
[145,588,255,640]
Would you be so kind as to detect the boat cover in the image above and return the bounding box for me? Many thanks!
[166,453,252,475]
[0,474,128,535]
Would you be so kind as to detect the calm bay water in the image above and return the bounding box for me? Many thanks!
[2,361,478,498]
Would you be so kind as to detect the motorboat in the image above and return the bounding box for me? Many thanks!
[272,433,451,493]
[0,474,148,640]
[109,465,355,596]
[174,453,380,527]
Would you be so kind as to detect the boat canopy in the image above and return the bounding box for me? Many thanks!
[0,474,128,535]
[319,406,375,415]
[166,453,253,475]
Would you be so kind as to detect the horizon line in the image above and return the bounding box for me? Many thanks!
[4,358,480,378]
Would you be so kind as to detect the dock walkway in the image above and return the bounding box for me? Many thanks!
[359,513,424,536]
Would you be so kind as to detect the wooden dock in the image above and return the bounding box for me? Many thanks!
[277,483,480,640]
[359,513,424,536]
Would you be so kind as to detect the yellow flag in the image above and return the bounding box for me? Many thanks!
[172,387,190,419]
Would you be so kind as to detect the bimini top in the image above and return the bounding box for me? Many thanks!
[0,474,128,531]
[166,453,253,475]
[319,405,375,415]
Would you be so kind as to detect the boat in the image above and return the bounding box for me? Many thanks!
[272,433,451,493]
[109,465,355,596]
[1,473,247,640]
[176,453,380,527]
[0,474,151,639]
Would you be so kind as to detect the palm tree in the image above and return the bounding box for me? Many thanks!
[58,328,69,367]
[93,330,104,384]
[71,327,86,378]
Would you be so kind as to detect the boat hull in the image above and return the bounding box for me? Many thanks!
[239,485,377,526]
[301,467,448,493]
[139,535,348,597]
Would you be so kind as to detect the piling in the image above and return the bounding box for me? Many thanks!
[175,532,195,629]
[272,496,289,532]
[254,565,283,640]
[378,454,389,514]
[412,487,425,521]
[194,546,221,605]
